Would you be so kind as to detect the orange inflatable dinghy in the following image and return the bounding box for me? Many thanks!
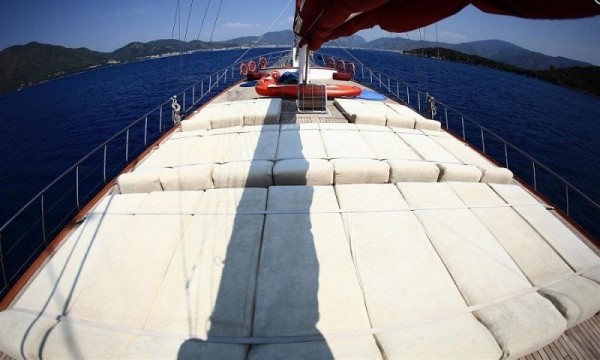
[255,77,362,98]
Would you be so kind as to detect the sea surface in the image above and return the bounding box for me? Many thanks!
[0,48,599,294]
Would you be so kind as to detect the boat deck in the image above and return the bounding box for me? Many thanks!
[1,78,598,359]
[1,313,598,360]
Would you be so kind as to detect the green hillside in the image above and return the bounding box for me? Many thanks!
[405,47,600,96]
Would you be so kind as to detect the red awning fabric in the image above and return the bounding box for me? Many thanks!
[294,0,600,50]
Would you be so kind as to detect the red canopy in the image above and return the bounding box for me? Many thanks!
[294,0,600,50]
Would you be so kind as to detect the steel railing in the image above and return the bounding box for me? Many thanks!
[0,50,289,299]
[317,51,599,240]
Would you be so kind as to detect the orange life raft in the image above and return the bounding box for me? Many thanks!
[254,77,362,98]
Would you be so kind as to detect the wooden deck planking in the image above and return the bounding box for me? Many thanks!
[280,100,348,124]
[520,314,600,360]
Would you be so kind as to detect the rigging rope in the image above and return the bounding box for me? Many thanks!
[207,0,224,50]
[195,0,213,41]
[231,0,294,67]
[183,0,195,41]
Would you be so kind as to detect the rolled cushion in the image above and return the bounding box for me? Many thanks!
[480,167,513,184]
[415,118,442,131]
[181,118,211,132]
[159,164,214,191]
[388,160,440,182]
[437,163,482,182]
[273,159,334,186]
[212,160,273,188]
[332,159,390,184]
[117,169,167,194]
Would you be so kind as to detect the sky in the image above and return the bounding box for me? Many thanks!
[1,1,599,65]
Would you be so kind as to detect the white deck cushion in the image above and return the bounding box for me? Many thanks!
[212,160,273,188]
[321,130,377,159]
[242,99,282,125]
[117,169,167,194]
[144,211,264,337]
[197,188,267,213]
[335,183,408,211]
[181,118,211,131]
[355,124,392,132]
[414,118,442,131]
[431,135,513,183]
[398,182,567,358]
[397,133,461,163]
[250,187,381,359]
[91,193,149,215]
[68,214,193,328]
[170,129,207,139]
[239,124,280,132]
[450,182,600,327]
[318,122,357,131]
[332,159,390,184]
[386,103,442,130]
[490,184,600,285]
[199,103,244,129]
[14,215,137,315]
[135,137,200,170]
[387,160,440,182]
[437,163,483,182]
[222,131,278,162]
[273,159,334,186]
[159,164,214,191]
[334,98,387,126]
[361,131,421,160]
[337,184,502,358]
[276,130,327,160]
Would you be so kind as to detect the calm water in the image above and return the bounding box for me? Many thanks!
[0,48,598,293]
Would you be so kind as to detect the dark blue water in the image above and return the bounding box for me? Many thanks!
[0,48,598,296]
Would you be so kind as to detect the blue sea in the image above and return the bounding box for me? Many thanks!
[0,48,598,295]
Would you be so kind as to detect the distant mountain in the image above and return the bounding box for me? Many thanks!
[324,35,367,48]
[365,38,592,70]
[405,47,600,96]
[0,42,110,93]
[0,31,596,94]
[228,30,294,47]
[447,40,591,70]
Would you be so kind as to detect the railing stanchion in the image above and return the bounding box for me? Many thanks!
[159,106,163,132]
[417,92,421,113]
[361,65,364,79]
[504,142,509,168]
[444,107,449,130]
[532,162,537,191]
[396,81,399,100]
[41,194,47,245]
[144,116,148,146]
[461,116,466,140]
[406,87,410,105]
[125,129,129,163]
[209,76,212,93]
[481,128,486,153]
[370,71,373,83]
[192,86,195,105]
[103,144,107,183]
[201,80,204,98]
[565,185,570,216]
[76,166,80,210]
[0,233,8,292]
[379,74,382,88]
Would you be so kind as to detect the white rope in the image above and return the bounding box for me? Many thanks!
[87,202,544,217]
[11,265,599,345]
